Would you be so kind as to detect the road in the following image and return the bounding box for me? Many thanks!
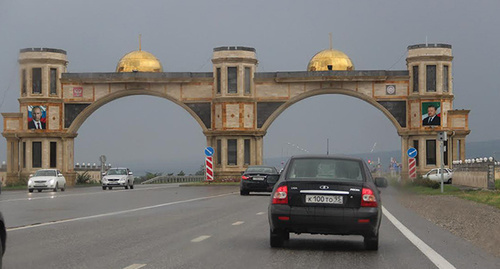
[0,184,498,269]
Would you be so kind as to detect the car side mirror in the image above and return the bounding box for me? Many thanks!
[128,172,133,175]
[374,177,388,188]
[266,174,280,184]
[58,174,63,177]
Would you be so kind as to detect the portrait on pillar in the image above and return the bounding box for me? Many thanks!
[28,105,46,130]
[422,102,441,126]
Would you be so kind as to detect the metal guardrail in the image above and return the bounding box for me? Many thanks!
[141,175,205,184]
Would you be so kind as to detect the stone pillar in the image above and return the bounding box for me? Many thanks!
[62,137,77,186]
[5,138,20,184]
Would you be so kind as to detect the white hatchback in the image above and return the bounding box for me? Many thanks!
[422,168,453,184]
[28,169,66,192]
[102,168,134,190]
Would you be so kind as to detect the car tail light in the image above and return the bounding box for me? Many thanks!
[242,175,250,180]
[361,188,378,207]
[272,185,288,204]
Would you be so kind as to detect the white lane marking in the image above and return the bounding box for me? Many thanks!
[191,235,211,242]
[256,212,265,215]
[382,206,456,269]
[7,192,234,232]
[232,221,244,226]
[0,185,180,203]
[123,264,147,269]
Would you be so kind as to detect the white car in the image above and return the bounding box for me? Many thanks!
[423,168,453,184]
[28,169,66,192]
[102,168,134,190]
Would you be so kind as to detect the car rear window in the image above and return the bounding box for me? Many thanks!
[245,167,276,173]
[287,158,364,182]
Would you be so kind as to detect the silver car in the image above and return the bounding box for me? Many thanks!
[28,169,66,192]
[102,168,134,190]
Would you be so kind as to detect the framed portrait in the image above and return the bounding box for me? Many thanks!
[422,102,441,127]
[28,105,47,130]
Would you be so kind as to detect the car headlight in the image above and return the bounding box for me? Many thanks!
[102,178,108,182]
[119,178,126,182]
[49,179,55,184]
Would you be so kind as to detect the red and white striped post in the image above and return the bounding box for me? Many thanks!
[408,157,417,181]
[205,156,214,181]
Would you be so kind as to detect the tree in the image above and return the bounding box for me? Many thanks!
[195,164,205,175]
[177,170,185,176]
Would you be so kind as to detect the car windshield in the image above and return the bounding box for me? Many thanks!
[107,169,127,175]
[246,167,276,174]
[288,158,364,182]
[34,170,57,177]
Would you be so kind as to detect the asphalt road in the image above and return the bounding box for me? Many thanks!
[0,184,498,269]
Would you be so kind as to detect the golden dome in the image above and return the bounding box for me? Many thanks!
[116,50,163,72]
[307,49,354,71]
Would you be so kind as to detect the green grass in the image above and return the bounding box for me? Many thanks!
[399,180,500,209]
[1,185,28,191]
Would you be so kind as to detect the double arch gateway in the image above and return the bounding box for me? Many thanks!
[2,45,470,184]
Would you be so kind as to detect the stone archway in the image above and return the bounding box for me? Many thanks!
[260,88,404,134]
[2,44,471,184]
[67,89,208,134]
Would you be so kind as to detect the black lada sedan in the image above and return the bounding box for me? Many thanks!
[268,155,388,250]
[240,166,280,195]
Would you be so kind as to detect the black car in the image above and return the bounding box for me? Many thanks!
[268,155,388,250]
[240,166,280,195]
[0,212,6,268]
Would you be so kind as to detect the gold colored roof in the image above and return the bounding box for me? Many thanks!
[116,50,163,72]
[307,49,354,71]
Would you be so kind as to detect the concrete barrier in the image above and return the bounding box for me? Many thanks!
[141,175,205,184]
[452,162,496,190]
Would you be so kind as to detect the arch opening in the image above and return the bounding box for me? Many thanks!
[74,94,206,176]
[264,91,401,172]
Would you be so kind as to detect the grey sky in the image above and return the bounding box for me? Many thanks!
[1,0,499,174]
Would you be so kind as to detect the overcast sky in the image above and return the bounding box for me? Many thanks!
[1,0,499,174]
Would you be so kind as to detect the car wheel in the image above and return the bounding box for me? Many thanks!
[61,184,66,192]
[240,189,249,196]
[53,183,58,192]
[29,189,33,193]
[130,184,134,189]
[102,186,106,190]
[38,189,42,193]
[108,187,113,190]
[270,229,285,248]
[125,184,129,190]
[364,234,379,251]
[447,178,452,184]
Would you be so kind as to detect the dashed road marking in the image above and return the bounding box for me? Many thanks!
[256,212,265,215]
[191,235,211,242]
[7,193,234,231]
[123,264,147,269]
[232,221,244,226]
[383,206,456,269]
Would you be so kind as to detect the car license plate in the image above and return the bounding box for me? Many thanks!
[305,195,343,204]
[253,177,264,181]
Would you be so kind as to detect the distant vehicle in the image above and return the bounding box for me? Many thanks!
[268,155,388,250]
[102,168,134,190]
[0,212,6,268]
[240,166,280,195]
[28,169,66,193]
[422,168,453,184]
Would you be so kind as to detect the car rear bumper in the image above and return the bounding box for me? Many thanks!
[269,204,381,236]
[241,181,273,192]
